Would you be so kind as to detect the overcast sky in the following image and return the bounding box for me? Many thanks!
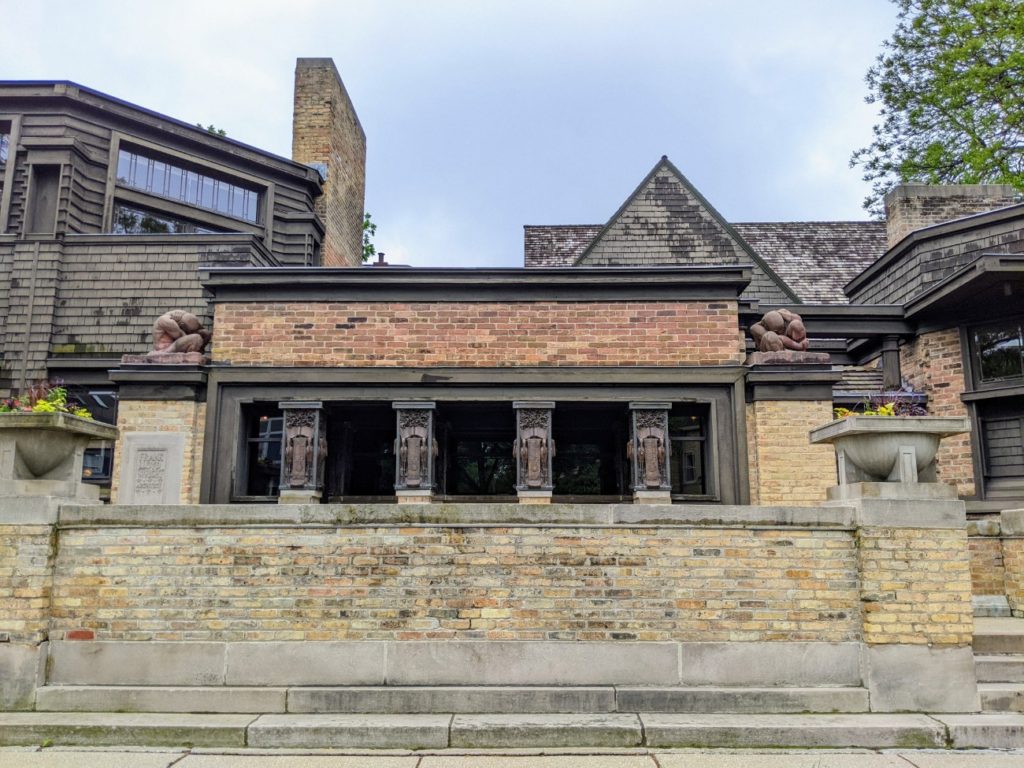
[2,1,897,266]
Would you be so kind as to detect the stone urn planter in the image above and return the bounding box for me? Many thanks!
[809,415,969,484]
[0,412,117,501]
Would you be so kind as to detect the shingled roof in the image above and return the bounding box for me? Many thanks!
[732,221,887,304]
[524,220,887,304]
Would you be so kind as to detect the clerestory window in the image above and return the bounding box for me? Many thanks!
[116,146,260,223]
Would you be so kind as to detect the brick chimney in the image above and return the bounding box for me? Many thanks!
[884,184,1023,249]
[292,58,366,267]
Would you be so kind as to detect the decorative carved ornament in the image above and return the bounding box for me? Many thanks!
[148,310,212,356]
[281,407,326,491]
[628,409,669,490]
[516,407,554,489]
[749,308,809,353]
[397,408,435,489]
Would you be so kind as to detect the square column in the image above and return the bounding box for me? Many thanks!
[278,401,326,504]
[514,401,555,504]
[394,402,436,503]
[629,402,672,504]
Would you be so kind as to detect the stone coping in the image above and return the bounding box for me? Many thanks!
[51,502,856,530]
[809,415,970,444]
[0,411,117,440]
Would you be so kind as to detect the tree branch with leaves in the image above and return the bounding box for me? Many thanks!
[851,0,1024,216]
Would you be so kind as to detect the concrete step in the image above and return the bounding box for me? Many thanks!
[641,713,947,749]
[0,712,253,747]
[35,686,287,714]
[34,684,869,715]
[976,655,1024,682]
[974,617,1024,654]
[5,711,1023,749]
[615,686,868,714]
[981,683,1024,713]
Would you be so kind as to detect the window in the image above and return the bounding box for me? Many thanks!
[974,320,1024,383]
[66,388,118,486]
[112,202,224,235]
[669,404,709,497]
[243,405,283,497]
[116,146,260,223]
[0,126,9,165]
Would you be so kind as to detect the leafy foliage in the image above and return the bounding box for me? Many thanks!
[0,380,92,418]
[362,212,377,262]
[834,392,928,420]
[196,123,227,137]
[851,0,1024,216]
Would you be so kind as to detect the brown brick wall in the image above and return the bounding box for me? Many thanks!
[969,535,1007,597]
[859,527,974,646]
[212,300,745,367]
[745,400,836,505]
[111,400,206,504]
[292,59,366,267]
[49,525,859,643]
[900,330,974,496]
[0,526,55,644]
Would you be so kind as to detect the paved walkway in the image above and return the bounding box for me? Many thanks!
[3,748,1024,767]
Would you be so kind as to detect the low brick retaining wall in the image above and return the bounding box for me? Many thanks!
[968,510,1024,616]
[0,497,981,712]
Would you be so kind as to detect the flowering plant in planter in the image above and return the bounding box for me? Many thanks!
[833,393,927,420]
[0,380,92,418]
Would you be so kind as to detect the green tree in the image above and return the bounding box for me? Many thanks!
[851,0,1024,216]
[362,212,377,262]
[196,123,227,137]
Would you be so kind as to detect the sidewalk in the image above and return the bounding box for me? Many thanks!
[3,748,1024,767]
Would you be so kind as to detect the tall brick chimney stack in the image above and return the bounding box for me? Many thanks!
[883,184,1023,249]
[292,58,366,267]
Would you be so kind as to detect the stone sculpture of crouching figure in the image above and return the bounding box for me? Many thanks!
[148,310,212,356]
[749,308,809,352]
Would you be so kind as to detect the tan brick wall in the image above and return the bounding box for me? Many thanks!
[212,301,745,367]
[49,525,859,643]
[900,330,974,496]
[884,184,1021,248]
[292,58,366,267]
[859,527,974,646]
[746,400,836,505]
[969,535,1007,596]
[111,400,206,504]
[1006,538,1024,617]
[0,526,55,643]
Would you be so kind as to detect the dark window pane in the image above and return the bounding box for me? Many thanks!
[83,445,114,483]
[111,202,226,234]
[976,323,1024,382]
[669,405,709,496]
[0,132,10,165]
[245,411,283,497]
[452,440,515,495]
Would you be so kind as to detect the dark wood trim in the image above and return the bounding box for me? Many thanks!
[204,365,749,387]
[200,265,754,303]
[846,206,1024,297]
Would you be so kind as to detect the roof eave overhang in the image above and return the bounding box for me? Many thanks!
[200,265,754,303]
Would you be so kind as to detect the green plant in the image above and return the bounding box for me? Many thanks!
[833,393,928,420]
[0,380,92,418]
[362,212,377,262]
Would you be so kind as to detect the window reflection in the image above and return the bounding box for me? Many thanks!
[116,147,260,223]
[975,322,1024,382]
[112,203,224,235]
[669,406,708,496]
[245,407,283,496]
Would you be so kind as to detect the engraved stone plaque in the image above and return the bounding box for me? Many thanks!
[118,433,185,505]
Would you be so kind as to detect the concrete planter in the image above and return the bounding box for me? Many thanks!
[809,416,969,484]
[0,412,117,501]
